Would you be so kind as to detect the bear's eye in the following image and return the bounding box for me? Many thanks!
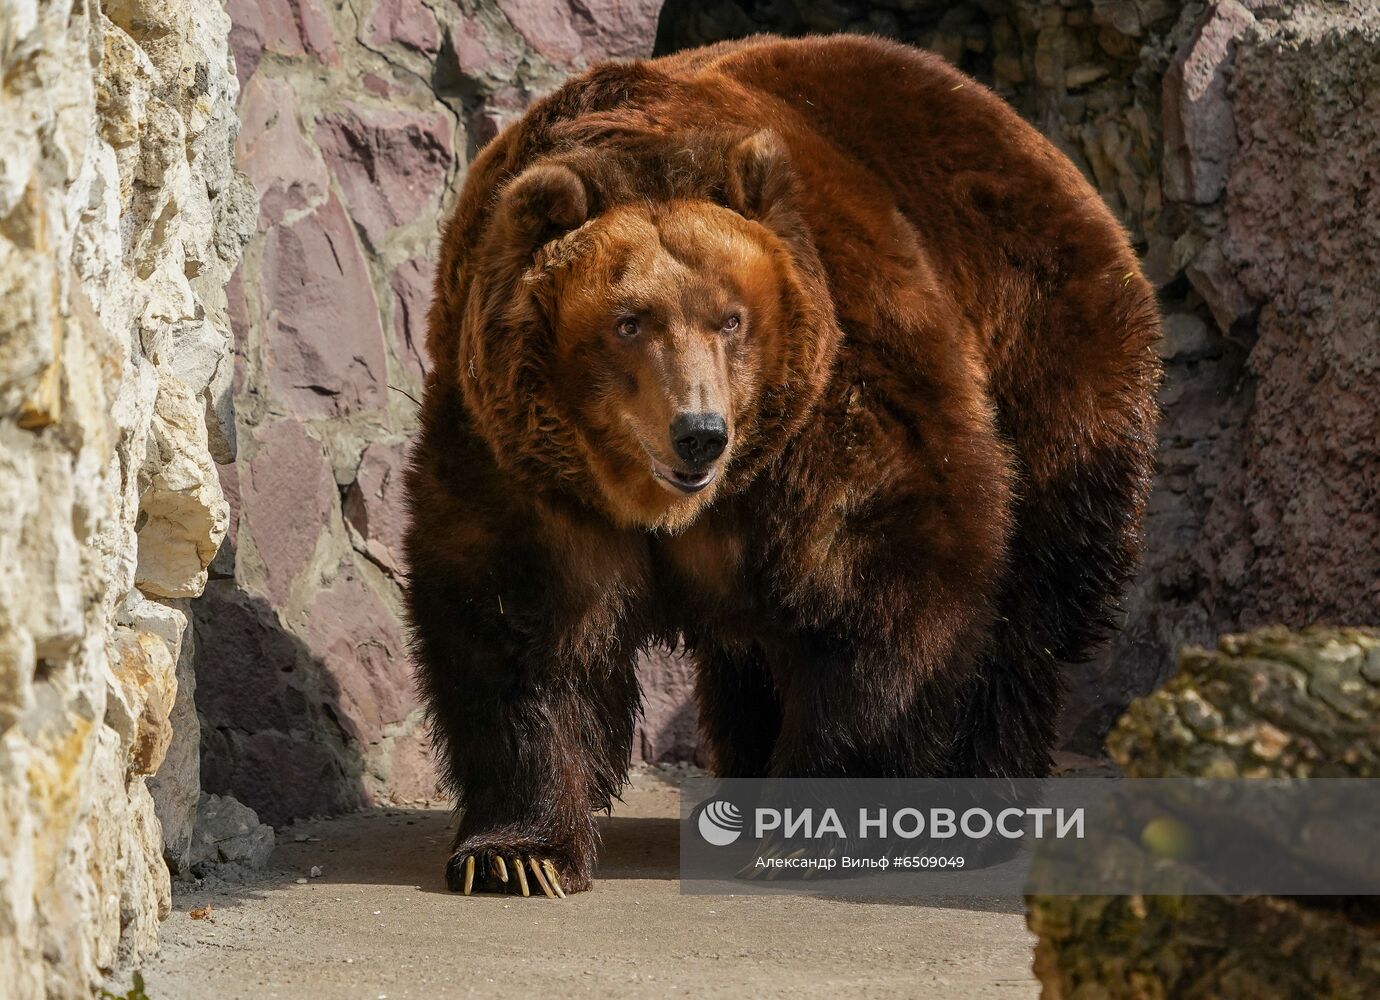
[615,316,640,340]
[722,313,742,335]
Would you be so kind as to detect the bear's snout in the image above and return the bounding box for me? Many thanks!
[670,411,728,469]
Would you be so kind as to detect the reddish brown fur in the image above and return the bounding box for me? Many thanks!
[404,35,1161,894]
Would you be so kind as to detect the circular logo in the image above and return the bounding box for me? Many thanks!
[697,799,744,846]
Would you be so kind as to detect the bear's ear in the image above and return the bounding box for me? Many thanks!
[726,131,797,227]
[495,163,589,250]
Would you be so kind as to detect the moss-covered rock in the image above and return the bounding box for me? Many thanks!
[1109,626,1380,779]
[1030,893,1380,1000]
[1029,627,1380,999]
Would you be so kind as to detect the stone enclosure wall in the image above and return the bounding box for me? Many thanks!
[196,0,673,828]
[1,0,250,994]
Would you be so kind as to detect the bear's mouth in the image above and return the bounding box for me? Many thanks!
[645,449,718,496]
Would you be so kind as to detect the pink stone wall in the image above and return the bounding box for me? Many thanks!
[1194,2,1380,638]
[199,0,665,824]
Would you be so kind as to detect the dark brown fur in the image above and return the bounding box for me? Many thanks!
[403,35,1162,894]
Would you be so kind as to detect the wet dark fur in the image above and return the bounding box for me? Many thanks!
[403,35,1162,892]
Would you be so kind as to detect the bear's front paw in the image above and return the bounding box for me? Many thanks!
[445,837,587,898]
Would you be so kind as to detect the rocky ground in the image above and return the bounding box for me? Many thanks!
[107,769,1037,999]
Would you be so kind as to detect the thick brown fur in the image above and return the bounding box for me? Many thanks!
[403,35,1161,894]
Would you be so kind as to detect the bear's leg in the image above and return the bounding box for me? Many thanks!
[439,668,639,897]
[947,644,1062,778]
[762,633,964,779]
[435,656,640,897]
[761,635,1060,780]
[410,570,641,897]
[691,642,782,778]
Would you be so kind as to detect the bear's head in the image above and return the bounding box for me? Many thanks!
[459,131,841,532]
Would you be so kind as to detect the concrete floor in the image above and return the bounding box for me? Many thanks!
[115,771,1039,999]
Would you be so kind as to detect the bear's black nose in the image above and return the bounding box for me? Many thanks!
[670,412,728,467]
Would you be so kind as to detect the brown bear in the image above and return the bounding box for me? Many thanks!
[403,34,1161,897]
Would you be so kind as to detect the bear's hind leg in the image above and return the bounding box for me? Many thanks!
[692,642,782,778]
[946,642,1062,779]
[764,632,963,779]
